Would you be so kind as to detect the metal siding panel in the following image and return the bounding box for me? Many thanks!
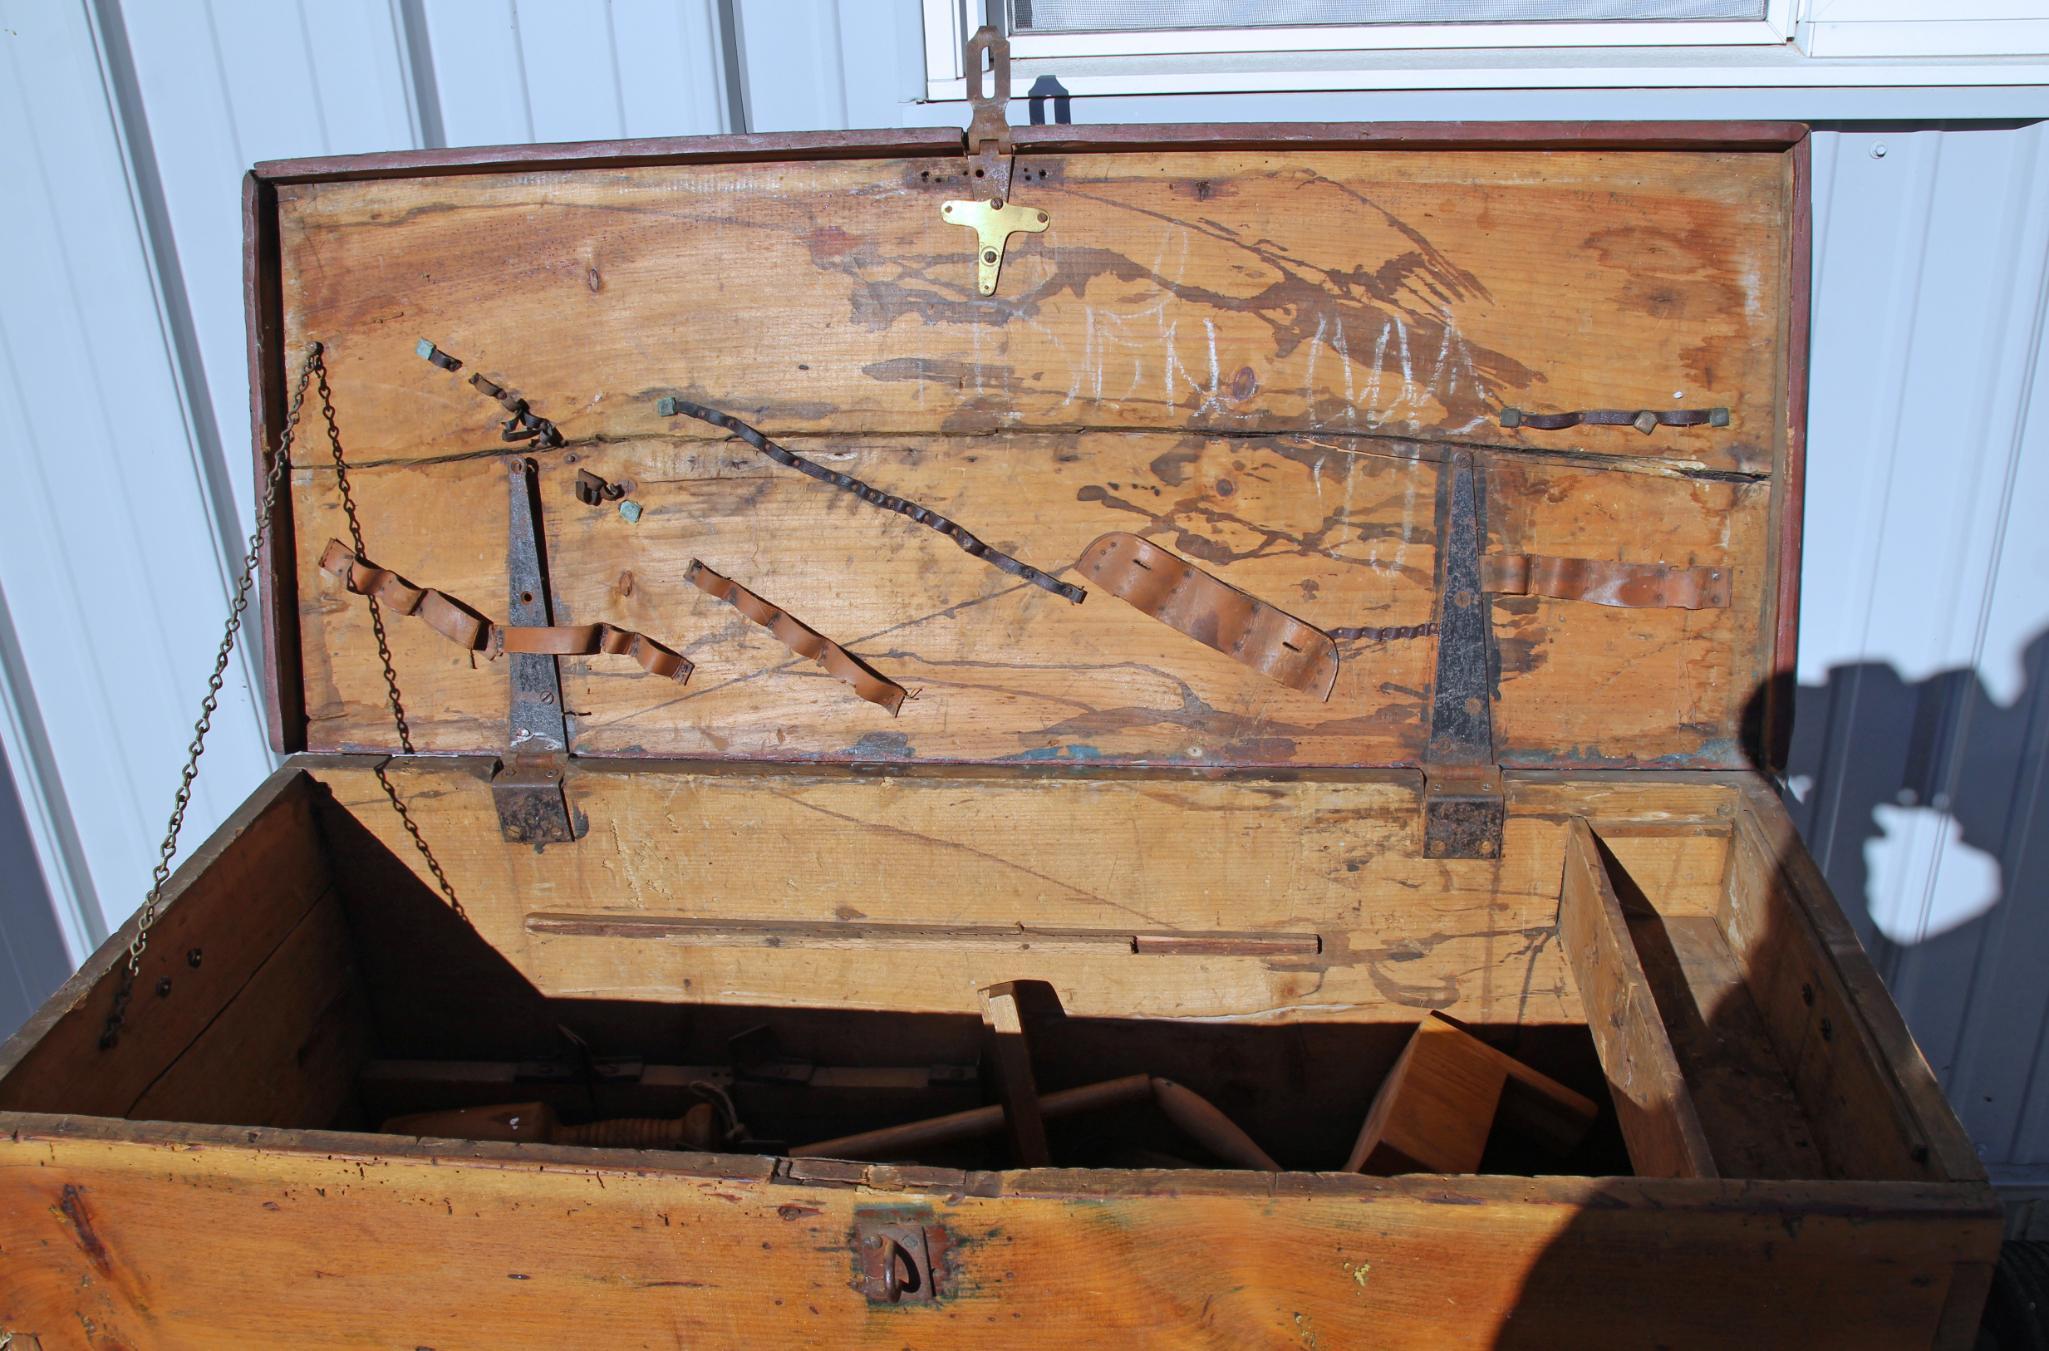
[733,0,851,132]
[0,0,263,937]
[419,0,535,146]
[512,0,627,143]
[610,0,732,137]
[1792,125,2049,1170]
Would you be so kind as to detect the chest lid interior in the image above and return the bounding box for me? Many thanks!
[249,116,1807,783]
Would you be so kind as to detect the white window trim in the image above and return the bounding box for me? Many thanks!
[922,0,2049,97]
[1005,15,1795,61]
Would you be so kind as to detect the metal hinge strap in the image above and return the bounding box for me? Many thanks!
[1423,450,1505,860]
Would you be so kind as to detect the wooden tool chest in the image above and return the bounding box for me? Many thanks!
[0,82,2002,1348]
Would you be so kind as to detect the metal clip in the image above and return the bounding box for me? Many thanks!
[941,199,1050,297]
[853,1214,944,1305]
[944,26,1047,296]
[963,25,1013,197]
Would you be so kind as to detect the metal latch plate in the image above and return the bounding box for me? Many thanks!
[940,198,1049,296]
[1424,765,1505,860]
[852,1213,948,1305]
[491,756,579,845]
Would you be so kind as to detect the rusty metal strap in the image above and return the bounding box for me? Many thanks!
[1501,406,1729,435]
[416,340,565,447]
[1078,531,1340,700]
[656,397,1085,605]
[319,540,693,681]
[1481,554,1731,609]
[686,560,907,715]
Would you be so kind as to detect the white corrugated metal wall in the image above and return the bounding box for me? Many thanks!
[0,0,2043,1204]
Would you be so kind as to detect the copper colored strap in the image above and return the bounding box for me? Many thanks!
[319,539,492,650]
[1077,532,1339,700]
[686,560,907,715]
[1481,554,1731,609]
[319,540,692,682]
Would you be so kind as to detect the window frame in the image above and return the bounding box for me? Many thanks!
[920,0,2048,97]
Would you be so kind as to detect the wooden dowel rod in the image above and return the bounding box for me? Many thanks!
[793,1074,1153,1159]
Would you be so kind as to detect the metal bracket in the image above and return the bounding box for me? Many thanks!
[853,1213,946,1305]
[940,198,1049,297]
[1422,450,1504,860]
[962,25,1013,198]
[945,25,1047,296]
[493,457,580,846]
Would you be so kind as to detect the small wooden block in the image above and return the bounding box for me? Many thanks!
[1346,1012,1597,1174]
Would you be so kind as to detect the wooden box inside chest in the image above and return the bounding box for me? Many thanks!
[0,111,2001,1349]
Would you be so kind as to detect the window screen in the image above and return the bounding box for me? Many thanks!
[1009,0,1769,29]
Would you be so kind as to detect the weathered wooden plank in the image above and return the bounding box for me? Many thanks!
[1624,911,1825,1179]
[288,433,1767,766]
[0,1119,1995,1349]
[275,150,1786,471]
[0,769,331,1118]
[129,893,371,1130]
[1584,822,1732,917]
[1720,791,1981,1183]
[1558,819,1718,1178]
[305,758,1583,1025]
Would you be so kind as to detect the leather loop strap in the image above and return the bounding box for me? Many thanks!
[1481,554,1731,609]
[686,560,907,715]
[319,540,693,682]
[1077,531,1340,700]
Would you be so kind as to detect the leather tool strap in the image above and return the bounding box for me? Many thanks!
[1480,555,1731,609]
[320,540,693,681]
[686,560,908,715]
[1077,531,1340,700]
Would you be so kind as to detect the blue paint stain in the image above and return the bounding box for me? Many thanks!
[847,731,915,760]
[1003,744,1106,762]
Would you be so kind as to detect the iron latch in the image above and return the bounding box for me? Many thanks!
[494,456,581,846]
[852,1211,949,1305]
[1421,450,1505,860]
[943,26,1048,296]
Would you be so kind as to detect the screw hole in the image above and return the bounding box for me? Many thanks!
[520,591,534,604]
[974,167,985,177]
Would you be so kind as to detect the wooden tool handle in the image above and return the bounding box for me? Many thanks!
[1147,1078,1280,1172]
[793,1075,1154,1160]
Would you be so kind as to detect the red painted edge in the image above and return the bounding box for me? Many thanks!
[251,120,1809,184]
[244,171,303,754]
[1769,131,1814,774]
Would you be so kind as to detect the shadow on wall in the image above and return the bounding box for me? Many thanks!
[1773,628,2049,1129]
[0,739,66,1038]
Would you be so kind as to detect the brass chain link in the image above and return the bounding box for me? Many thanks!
[102,343,460,1049]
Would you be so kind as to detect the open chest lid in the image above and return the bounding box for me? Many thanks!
[247,72,1809,806]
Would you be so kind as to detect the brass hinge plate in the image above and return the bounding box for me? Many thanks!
[941,198,1049,297]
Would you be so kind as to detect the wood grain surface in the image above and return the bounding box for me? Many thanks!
[288,435,1767,764]
[276,150,1787,463]
[306,758,1599,1025]
[268,145,1790,766]
[0,769,330,1118]
[0,1118,1995,1350]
